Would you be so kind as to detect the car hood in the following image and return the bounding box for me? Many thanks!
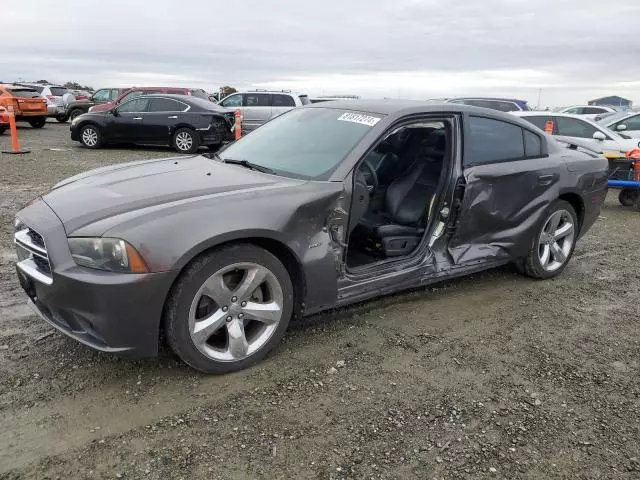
[42,155,303,234]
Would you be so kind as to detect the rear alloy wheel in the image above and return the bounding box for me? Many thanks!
[618,188,638,207]
[521,200,578,279]
[173,128,200,154]
[165,244,293,373]
[79,124,102,148]
[29,117,46,128]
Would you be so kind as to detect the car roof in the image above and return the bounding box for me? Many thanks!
[597,111,638,124]
[513,110,602,124]
[15,82,64,88]
[307,99,539,125]
[0,83,39,90]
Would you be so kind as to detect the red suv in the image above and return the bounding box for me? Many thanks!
[89,87,209,113]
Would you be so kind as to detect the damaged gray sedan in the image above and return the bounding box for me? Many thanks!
[14,101,608,373]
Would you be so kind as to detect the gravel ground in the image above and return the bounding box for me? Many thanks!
[1,122,639,479]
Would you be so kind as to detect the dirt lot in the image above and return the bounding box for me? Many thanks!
[1,122,639,479]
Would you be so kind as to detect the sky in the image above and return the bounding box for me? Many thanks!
[4,0,640,107]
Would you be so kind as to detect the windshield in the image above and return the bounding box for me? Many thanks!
[218,107,381,179]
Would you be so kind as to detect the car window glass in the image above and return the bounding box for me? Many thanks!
[298,95,310,105]
[190,89,208,100]
[117,97,149,113]
[119,91,143,103]
[272,94,295,107]
[520,115,553,132]
[565,107,582,114]
[148,98,181,112]
[524,130,542,157]
[245,93,270,107]
[220,94,242,108]
[92,89,110,102]
[50,87,68,96]
[111,89,121,100]
[556,117,598,138]
[584,107,604,114]
[466,116,525,165]
[7,88,41,98]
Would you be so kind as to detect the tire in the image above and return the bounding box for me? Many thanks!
[69,109,84,121]
[164,244,294,373]
[79,124,102,149]
[56,114,69,123]
[0,126,6,135]
[29,117,46,128]
[520,200,578,279]
[618,189,638,207]
[172,127,200,154]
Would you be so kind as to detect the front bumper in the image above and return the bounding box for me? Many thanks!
[15,199,176,359]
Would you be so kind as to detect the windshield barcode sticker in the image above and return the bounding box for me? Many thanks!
[338,112,381,127]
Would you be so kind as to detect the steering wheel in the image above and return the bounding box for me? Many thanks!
[360,159,379,193]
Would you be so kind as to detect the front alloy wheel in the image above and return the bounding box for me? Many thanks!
[80,125,101,148]
[165,244,293,373]
[520,200,578,279]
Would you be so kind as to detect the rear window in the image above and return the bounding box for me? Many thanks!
[466,116,525,165]
[189,89,209,100]
[49,87,68,96]
[272,94,295,107]
[7,88,41,98]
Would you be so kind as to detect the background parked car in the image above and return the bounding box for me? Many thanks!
[218,90,310,132]
[0,84,48,128]
[513,111,640,155]
[64,87,128,121]
[71,94,234,153]
[0,106,9,134]
[445,97,530,112]
[14,83,70,122]
[553,105,617,120]
[89,87,209,113]
[597,111,640,138]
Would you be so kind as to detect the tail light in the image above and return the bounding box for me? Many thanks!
[633,161,640,181]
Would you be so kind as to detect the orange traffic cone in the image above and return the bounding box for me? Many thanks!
[1,105,30,154]
[234,110,242,140]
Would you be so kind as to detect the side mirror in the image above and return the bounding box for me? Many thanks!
[592,131,606,141]
[616,124,627,131]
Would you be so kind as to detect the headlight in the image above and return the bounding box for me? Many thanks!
[68,238,149,273]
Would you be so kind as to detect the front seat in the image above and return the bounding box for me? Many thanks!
[357,131,446,257]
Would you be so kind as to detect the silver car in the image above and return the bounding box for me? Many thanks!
[512,111,640,155]
[218,90,309,132]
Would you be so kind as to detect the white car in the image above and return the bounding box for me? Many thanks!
[512,111,640,155]
[553,105,617,120]
[596,111,640,139]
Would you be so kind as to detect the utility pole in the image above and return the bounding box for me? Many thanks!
[537,88,542,110]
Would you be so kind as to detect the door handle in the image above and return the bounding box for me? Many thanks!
[132,117,143,120]
[168,115,178,119]
[537,174,554,186]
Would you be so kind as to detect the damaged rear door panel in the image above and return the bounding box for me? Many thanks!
[448,114,563,264]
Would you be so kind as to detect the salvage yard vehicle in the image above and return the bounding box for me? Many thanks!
[553,105,617,120]
[218,90,310,133]
[14,101,608,373]
[64,87,127,121]
[513,111,640,156]
[0,84,48,128]
[89,87,209,113]
[597,111,640,139]
[70,94,234,153]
